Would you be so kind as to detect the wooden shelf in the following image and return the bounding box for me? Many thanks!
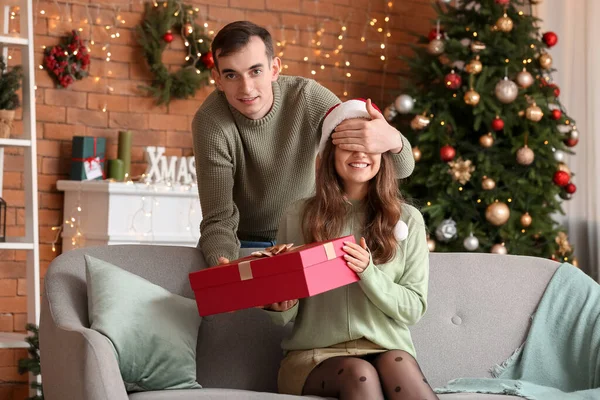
[0,238,35,250]
[0,34,28,46]
[0,332,29,349]
[0,138,31,147]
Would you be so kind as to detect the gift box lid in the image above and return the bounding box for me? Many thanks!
[190,235,355,290]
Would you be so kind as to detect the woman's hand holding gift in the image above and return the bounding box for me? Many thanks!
[343,237,370,273]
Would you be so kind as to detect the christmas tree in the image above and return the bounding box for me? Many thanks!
[388,0,577,263]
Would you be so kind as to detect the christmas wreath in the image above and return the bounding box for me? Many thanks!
[137,0,213,105]
[43,30,90,88]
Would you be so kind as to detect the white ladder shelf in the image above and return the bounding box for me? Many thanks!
[0,0,41,395]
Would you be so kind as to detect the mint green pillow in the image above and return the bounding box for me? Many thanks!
[85,255,202,391]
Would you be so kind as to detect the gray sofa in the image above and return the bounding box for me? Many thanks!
[39,245,559,400]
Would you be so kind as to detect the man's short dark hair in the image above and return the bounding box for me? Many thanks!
[211,21,274,71]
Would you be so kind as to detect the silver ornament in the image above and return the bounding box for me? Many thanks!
[384,106,397,122]
[516,70,534,88]
[570,128,579,140]
[428,38,445,55]
[553,149,566,162]
[435,219,457,242]
[394,94,414,114]
[452,60,465,70]
[495,77,519,104]
[463,234,479,251]
[557,124,571,134]
[440,0,452,2]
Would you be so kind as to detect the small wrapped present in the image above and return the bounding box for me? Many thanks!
[189,235,359,316]
[70,136,106,181]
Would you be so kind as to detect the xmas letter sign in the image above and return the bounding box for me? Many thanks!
[144,146,197,184]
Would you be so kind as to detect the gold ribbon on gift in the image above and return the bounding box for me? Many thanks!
[238,241,337,280]
[238,260,253,281]
[323,242,336,260]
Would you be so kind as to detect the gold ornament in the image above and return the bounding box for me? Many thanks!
[448,157,475,185]
[465,56,483,74]
[516,69,534,88]
[427,38,445,55]
[470,41,486,52]
[555,232,572,256]
[479,133,494,148]
[516,145,535,165]
[572,258,579,268]
[427,238,436,252]
[410,114,431,130]
[557,162,571,177]
[482,176,496,190]
[491,243,508,254]
[495,13,514,32]
[539,52,553,69]
[520,212,532,227]
[464,89,481,106]
[438,54,451,65]
[525,103,543,121]
[412,146,422,162]
[183,22,194,36]
[486,201,511,226]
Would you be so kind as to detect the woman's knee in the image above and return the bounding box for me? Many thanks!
[339,357,380,385]
[373,349,417,370]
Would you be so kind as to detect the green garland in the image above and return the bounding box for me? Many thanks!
[137,0,213,105]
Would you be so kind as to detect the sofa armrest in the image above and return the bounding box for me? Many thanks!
[40,296,128,400]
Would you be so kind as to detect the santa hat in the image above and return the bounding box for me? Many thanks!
[318,98,381,156]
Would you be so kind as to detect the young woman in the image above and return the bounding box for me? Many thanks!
[264,99,436,400]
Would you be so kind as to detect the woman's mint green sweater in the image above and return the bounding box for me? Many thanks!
[266,200,430,357]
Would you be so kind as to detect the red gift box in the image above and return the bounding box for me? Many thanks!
[189,235,359,316]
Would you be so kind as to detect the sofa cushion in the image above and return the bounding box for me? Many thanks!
[196,308,293,392]
[128,388,328,399]
[85,255,202,391]
[127,388,519,399]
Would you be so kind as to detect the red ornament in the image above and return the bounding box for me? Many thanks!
[552,85,560,97]
[564,137,578,147]
[550,109,562,120]
[201,52,214,69]
[495,0,510,4]
[163,31,174,43]
[553,171,570,186]
[565,183,577,194]
[491,117,504,131]
[444,71,462,90]
[542,31,558,47]
[440,145,456,162]
[428,28,443,41]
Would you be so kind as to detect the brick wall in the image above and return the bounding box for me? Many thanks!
[0,0,434,396]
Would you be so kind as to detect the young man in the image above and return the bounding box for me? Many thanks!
[192,21,414,267]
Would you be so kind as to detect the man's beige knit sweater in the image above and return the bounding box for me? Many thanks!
[192,76,415,267]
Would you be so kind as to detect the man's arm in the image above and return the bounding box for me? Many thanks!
[192,110,240,267]
[331,99,415,179]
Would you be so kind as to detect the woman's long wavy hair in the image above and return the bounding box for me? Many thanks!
[302,139,403,265]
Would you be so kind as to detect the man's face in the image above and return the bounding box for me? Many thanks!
[212,36,281,120]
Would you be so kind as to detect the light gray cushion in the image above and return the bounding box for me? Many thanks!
[195,308,293,392]
[86,255,202,391]
[412,253,559,389]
